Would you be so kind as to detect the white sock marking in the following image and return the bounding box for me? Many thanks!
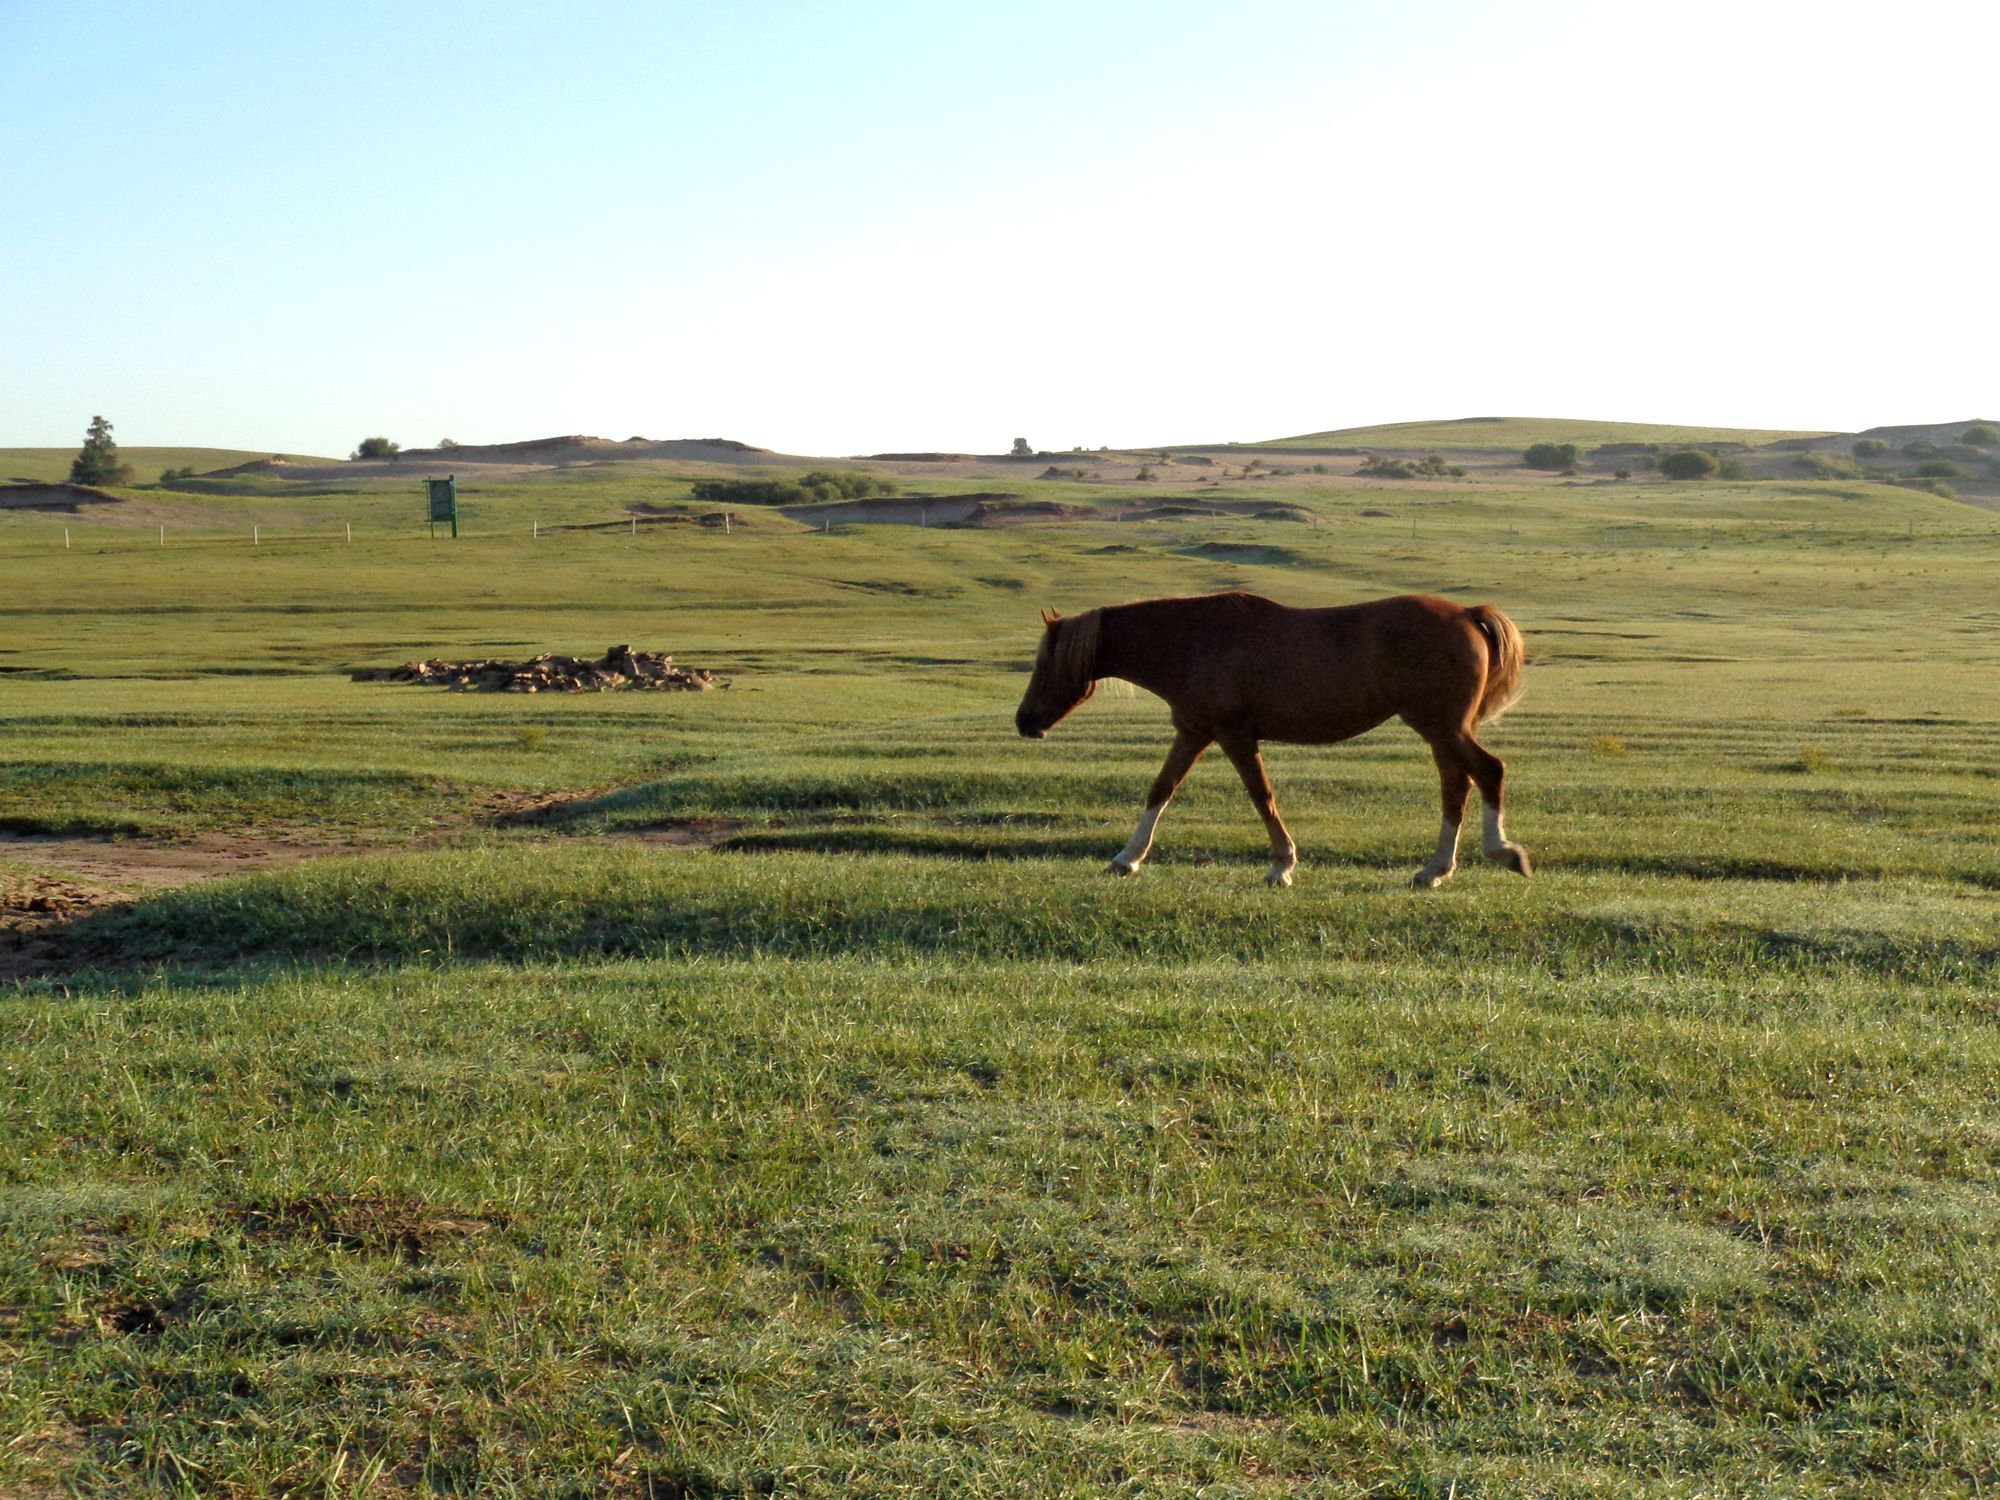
[1417,817,1461,886]
[1113,805,1163,870]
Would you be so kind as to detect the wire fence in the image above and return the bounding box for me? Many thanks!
[7,508,1996,555]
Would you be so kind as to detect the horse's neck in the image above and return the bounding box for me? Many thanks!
[1095,603,1182,694]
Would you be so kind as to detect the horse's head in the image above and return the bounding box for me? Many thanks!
[1015,607,1099,738]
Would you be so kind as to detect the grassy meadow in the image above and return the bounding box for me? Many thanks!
[1,457,1997,1496]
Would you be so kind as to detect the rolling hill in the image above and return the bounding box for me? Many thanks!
[1244,416,1835,452]
[0,447,340,484]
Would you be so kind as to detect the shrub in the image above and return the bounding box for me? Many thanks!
[688,471,897,507]
[1914,460,1965,478]
[157,466,196,484]
[1523,442,1580,470]
[353,437,400,460]
[1960,423,1997,447]
[1658,450,1720,480]
[1359,454,1462,479]
[1851,438,1889,458]
[1716,459,1748,480]
[1795,451,1861,479]
[797,469,896,502]
[1009,438,1033,457]
[1892,477,1957,499]
[688,478,803,505]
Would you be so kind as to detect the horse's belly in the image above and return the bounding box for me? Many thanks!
[1253,698,1393,745]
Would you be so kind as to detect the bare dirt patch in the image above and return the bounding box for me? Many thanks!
[0,482,123,512]
[0,831,349,980]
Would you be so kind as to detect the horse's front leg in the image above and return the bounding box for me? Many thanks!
[1110,726,1211,875]
[1218,734,1298,887]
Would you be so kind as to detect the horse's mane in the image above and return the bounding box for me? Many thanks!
[1042,608,1102,700]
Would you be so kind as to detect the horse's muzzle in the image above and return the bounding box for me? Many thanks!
[1015,712,1046,739]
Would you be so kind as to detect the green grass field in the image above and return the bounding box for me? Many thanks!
[1250,418,1834,452]
[2,459,1997,1496]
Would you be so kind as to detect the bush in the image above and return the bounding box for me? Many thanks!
[797,470,895,502]
[1658,450,1720,480]
[1914,460,1965,478]
[1522,442,1580,470]
[688,479,805,506]
[1800,452,1856,482]
[1892,477,1958,499]
[687,471,897,507]
[1960,424,1997,447]
[1359,454,1464,480]
[353,437,400,460]
[157,466,196,484]
[1851,438,1889,458]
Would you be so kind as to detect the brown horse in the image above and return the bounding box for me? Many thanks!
[1015,591,1529,888]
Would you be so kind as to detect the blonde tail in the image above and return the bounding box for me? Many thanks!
[1470,605,1526,725]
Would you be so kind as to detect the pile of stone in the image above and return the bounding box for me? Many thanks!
[353,645,722,693]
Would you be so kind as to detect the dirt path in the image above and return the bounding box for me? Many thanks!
[0,814,740,981]
[0,832,350,981]
[0,831,341,890]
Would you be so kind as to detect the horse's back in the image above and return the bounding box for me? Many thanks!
[1198,593,1493,743]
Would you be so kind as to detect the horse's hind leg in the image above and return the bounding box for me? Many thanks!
[1110,726,1211,875]
[1414,744,1470,889]
[1218,733,1298,887]
[1457,733,1531,877]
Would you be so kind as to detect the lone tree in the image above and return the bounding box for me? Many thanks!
[1959,423,1997,447]
[1522,442,1580,470]
[69,415,134,486]
[1658,449,1721,480]
[1009,437,1033,457]
[353,436,401,460]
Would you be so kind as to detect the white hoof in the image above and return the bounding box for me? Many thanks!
[1412,866,1454,890]
[1107,858,1141,877]
[1264,865,1295,888]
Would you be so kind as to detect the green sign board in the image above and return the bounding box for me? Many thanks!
[426,476,458,537]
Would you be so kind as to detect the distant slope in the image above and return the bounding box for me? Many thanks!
[0,447,339,484]
[1249,417,1835,452]
[397,436,775,467]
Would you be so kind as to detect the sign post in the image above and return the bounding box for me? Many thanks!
[427,475,458,539]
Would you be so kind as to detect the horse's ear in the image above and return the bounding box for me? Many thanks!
[1040,607,1062,628]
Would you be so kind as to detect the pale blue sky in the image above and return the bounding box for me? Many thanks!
[4,0,1993,455]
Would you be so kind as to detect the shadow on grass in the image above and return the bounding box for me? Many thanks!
[7,844,1995,995]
